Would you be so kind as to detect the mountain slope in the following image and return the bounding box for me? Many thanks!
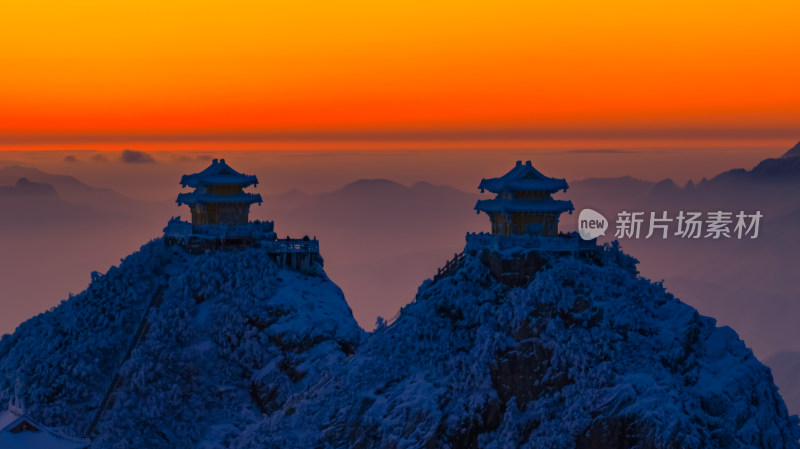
[239,244,799,449]
[0,230,797,448]
[781,141,800,158]
[0,239,362,448]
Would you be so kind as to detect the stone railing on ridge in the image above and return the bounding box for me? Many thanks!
[465,232,595,253]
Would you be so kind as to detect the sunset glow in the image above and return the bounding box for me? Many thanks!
[1,0,799,147]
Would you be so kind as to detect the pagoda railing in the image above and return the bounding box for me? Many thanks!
[163,217,318,253]
[163,217,275,240]
[465,232,593,252]
[163,217,193,237]
[261,239,319,254]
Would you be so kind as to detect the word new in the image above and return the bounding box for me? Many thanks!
[577,209,609,240]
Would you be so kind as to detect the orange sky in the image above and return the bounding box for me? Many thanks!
[1,1,799,148]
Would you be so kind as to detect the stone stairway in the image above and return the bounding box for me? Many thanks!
[85,285,165,437]
[433,252,466,283]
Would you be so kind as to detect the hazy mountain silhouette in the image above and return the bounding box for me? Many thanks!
[0,179,119,228]
[0,165,166,215]
[781,140,800,158]
[567,175,654,210]
[710,154,800,185]
[257,179,487,327]
[0,169,174,338]
[766,351,800,418]
[0,177,59,197]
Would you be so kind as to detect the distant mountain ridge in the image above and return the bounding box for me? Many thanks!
[0,165,151,211]
[268,178,476,202]
[569,140,800,201]
[0,177,59,197]
[781,140,800,158]
[710,156,800,185]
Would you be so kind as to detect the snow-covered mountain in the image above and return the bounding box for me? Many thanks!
[0,237,798,448]
[0,240,362,448]
[238,244,800,448]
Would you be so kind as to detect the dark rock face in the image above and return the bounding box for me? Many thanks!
[491,336,567,409]
[479,250,548,286]
[575,417,658,449]
[424,398,505,449]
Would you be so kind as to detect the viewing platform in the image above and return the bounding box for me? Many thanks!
[164,218,319,266]
[163,217,277,244]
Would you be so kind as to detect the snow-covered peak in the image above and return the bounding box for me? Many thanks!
[0,238,362,448]
[237,244,799,448]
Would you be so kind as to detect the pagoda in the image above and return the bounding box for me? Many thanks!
[462,161,593,285]
[164,158,275,250]
[164,159,319,272]
[475,160,574,237]
[177,158,262,226]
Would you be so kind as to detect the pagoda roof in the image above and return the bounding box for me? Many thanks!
[0,406,88,449]
[475,197,574,214]
[478,160,568,194]
[180,159,258,188]
[177,191,263,206]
